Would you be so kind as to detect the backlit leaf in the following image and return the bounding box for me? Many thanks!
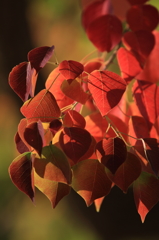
[14,132,30,154]
[59,60,84,80]
[117,47,142,82]
[126,5,159,32]
[9,152,34,201]
[95,137,127,174]
[63,110,86,128]
[133,80,159,129]
[49,119,62,135]
[94,196,105,212]
[45,67,74,108]
[86,15,123,52]
[34,145,72,184]
[34,171,70,208]
[20,89,61,123]
[61,79,90,104]
[72,159,112,206]
[133,171,159,222]
[28,46,54,72]
[88,70,126,116]
[110,152,141,192]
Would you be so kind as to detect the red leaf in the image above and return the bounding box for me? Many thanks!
[126,5,159,32]
[59,60,84,80]
[137,31,159,83]
[86,15,123,52]
[128,116,150,146]
[117,47,142,82]
[122,30,155,64]
[133,80,159,129]
[24,121,44,156]
[9,152,34,201]
[61,79,90,104]
[17,118,31,151]
[63,110,86,128]
[82,0,113,30]
[45,67,74,109]
[34,145,72,184]
[109,152,141,192]
[88,70,126,116]
[20,89,61,123]
[59,127,95,164]
[34,171,70,208]
[27,46,54,72]
[111,0,131,21]
[72,159,112,206]
[9,62,37,102]
[127,0,149,5]
[133,171,159,222]
[14,132,30,154]
[95,137,127,174]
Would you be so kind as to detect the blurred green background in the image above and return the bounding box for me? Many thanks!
[1,0,159,239]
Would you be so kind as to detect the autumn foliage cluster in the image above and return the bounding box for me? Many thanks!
[8,0,159,222]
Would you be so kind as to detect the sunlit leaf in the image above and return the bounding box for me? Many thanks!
[63,110,86,128]
[34,171,70,208]
[94,196,105,212]
[59,60,84,80]
[61,79,90,104]
[20,89,61,123]
[88,70,126,116]
[34,145,72,184]
[9,152,34,201]
[133,171,159,222]
[72,159,112,206]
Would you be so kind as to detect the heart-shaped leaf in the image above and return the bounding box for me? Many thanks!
[86,15,123,52]
[59,127,95,164]
[126,4,159,32]
[61,79,90,105]
[28,46,54,72]
[34,171,70,208]
[72,159,112,206]
[20,89,61,123]
[63,110,86,128]
[9,152,34,201]
[88,70,126,116]
[34,145,72,184]
[133,171,159,222]
[59,60,84,80]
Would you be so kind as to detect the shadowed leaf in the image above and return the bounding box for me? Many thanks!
[9,152,34,201]
[14,132,30,154]
[28,46,54,72]
[63,110,86,128]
